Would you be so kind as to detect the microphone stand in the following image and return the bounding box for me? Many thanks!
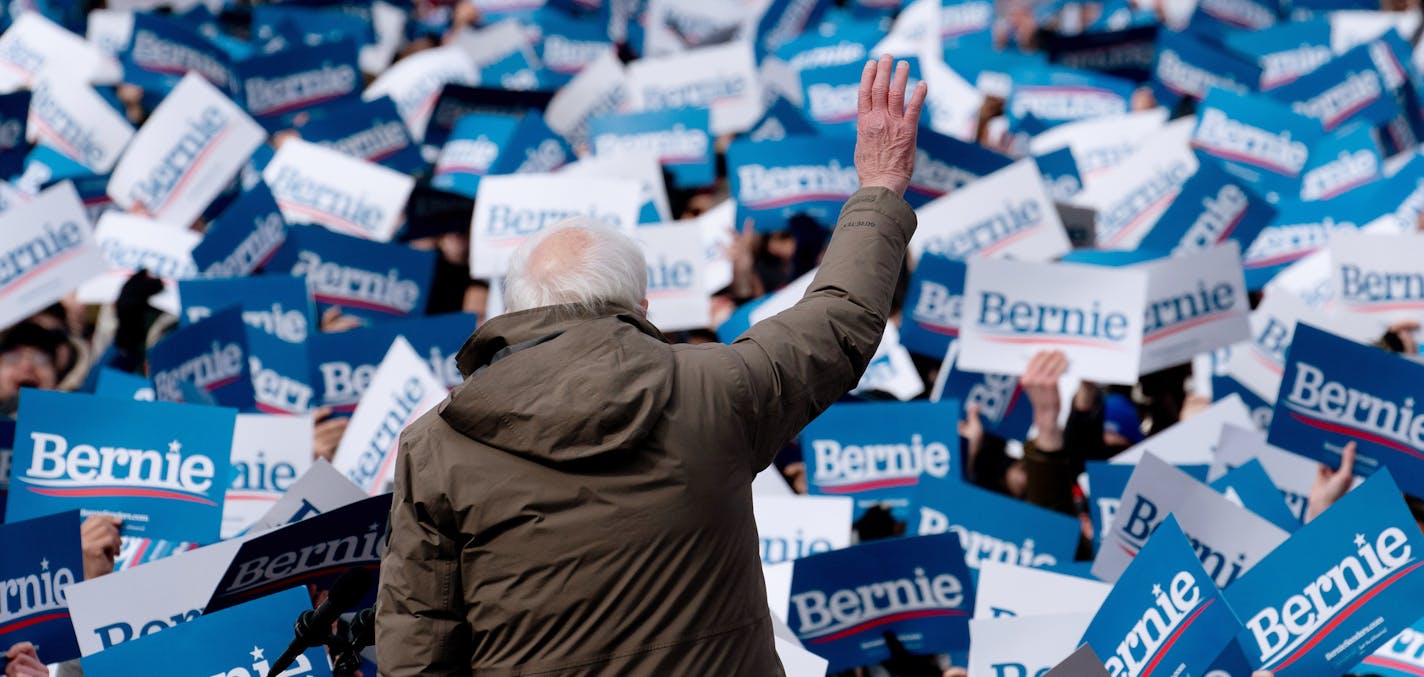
[330,608,375,677]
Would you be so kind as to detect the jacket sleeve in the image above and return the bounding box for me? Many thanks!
[375,428,472,676]
[728,187,917,472]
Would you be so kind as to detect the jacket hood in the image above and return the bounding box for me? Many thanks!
[440,302,673,464]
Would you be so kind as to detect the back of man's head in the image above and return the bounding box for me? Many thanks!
[503,217,648,314]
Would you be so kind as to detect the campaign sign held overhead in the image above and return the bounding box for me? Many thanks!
[639,221,710,332]
[0,510,83,665]
[1328,230,1424,331]
[6,389,236,543]
[148,307,257,412]
[789,533,975,672]
[331,338,445,495]
[1080,516,1242,677]
[1134,158,1276,257]
[80,587,332,677]
[307,313,473,413]
[470,174,643,278]
[1352,619,1424,677]
[589,107,715,189]
[0,182,105,332]
[266,224,435,325]
[189,183,287,278]
[801,400,959,518]
[1190,89,1323,201]
[206,493,390,613]
[916,478,1081,572]
[1269,323,1424,498]
[1137,243,1251,374]
[937,347,1034,442]
[726,136,859,234]
[753,495,854,566]
[1224,471,1424,675]
[959,258,1147,384]
[899,253,966,359]
[106,72,265,228]
[223,414,313,539]
[911,159,1070,262]
[262,138,415,243]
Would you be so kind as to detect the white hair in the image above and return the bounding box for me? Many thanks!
[503,217,648,314]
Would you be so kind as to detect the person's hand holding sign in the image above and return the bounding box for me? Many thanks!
[854,54,928,196]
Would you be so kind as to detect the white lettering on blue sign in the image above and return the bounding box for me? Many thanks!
[790,567,964,641]
[152,341,244,401]
[23,435,216,499]
[1195,108,1309,176]
[811,434,953,493]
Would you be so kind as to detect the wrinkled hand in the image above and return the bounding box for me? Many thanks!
[854,55,927,196]
[1021,351,1068,452]
[312,407,350,462]
[81,514,123,580]
[1306,441,1356,523]
[4,642,46,677]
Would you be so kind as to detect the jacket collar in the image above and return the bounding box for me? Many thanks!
[456,301,668,378]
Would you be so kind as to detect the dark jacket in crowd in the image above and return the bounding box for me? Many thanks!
[375,188,918,675]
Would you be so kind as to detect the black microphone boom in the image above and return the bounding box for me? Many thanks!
[266,567,375,677]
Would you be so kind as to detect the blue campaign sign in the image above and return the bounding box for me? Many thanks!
[1268,323,1424,498]
[1035,146,1083,201]
[205,494,390,613]
[1080,516,1242,677]
[1298,124,1381,201]
[900,253,966,358]
[789,533,974,672]
[1191,88,1324,201]
[772,22,876,72]
[94,368,156,401]
[745,96,818,143]
[1242,192,1375,290]
[0,91,29,179]
[1186,0,1278,38]
[0,419,14,520]
[939,0,995,50]
[1222,19,1332,89]
[266,225,436,325]
[0,511,83,666]
[121,14,236,95]
[801,400,960,525]
[937,356,1034,442]
[727,136,858,232]
[1210,459,1301,532]
[178,275,314,345]
[149,307,258,412]
[487,113,575,176]
[190,183,288,278]
[1004,65,1134,134]
[6,390,235,543]
[1151,29,1262,111]
[1215,373,1275,429]
[236,39,361,130]
[589,108,714,188]
[1353,618,1424,676]
[1267,44,1400,134]
[798,60,870,134]
[915,477,1080,572]
[906,130,1012,208]
[81,587,332,677]
[300,96,425,175]
[1224,471,1424,675]
[250,5,374,50]
[533,8,615,87]
[755,0,833,58]
[431,112,522,198]
[423,86,556,149]
[308,312,474,413]
[1042,23,1160,83]
[1137,157,1276,256]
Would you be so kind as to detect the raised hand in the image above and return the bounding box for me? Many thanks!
[1306,441,1356,523]
[854,54,928,196]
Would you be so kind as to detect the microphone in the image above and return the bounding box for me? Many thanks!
[267,567,374,677]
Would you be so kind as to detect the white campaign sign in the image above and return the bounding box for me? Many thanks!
[559,152,671,224]
[247,459,367,534]
[775,637,831,677]
[973,560,1110,619]
[959,258,1148,384]
[0,182,105,330]
[752,495,853,566]
[544,51,628,150]
[750,268,816,326]
[853,322,925,401]
[912,159,1071,263]
[1070,117,1198,250]
[1211,423,1324,523]
[1029,108,1170,182]
[969,613,1095,677]
[1264,248,1333,310]
[697,199,735,293]
[76,212,200,314]
[470,174,642,278]
[28,77,135,173]
[107,73,264,228]
[1136,243,1251,374]
[0,14,105,93]
[66,536,249,656]
[331,337,446,495]
[221,414,314,540]
[1328,229,1424,332]
[1109,393,1255,465]
[362,44,479,141]
[625,41,762,135]
[262,138,415,242]
[1092,453,1290,585]
[639,221,710,332]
